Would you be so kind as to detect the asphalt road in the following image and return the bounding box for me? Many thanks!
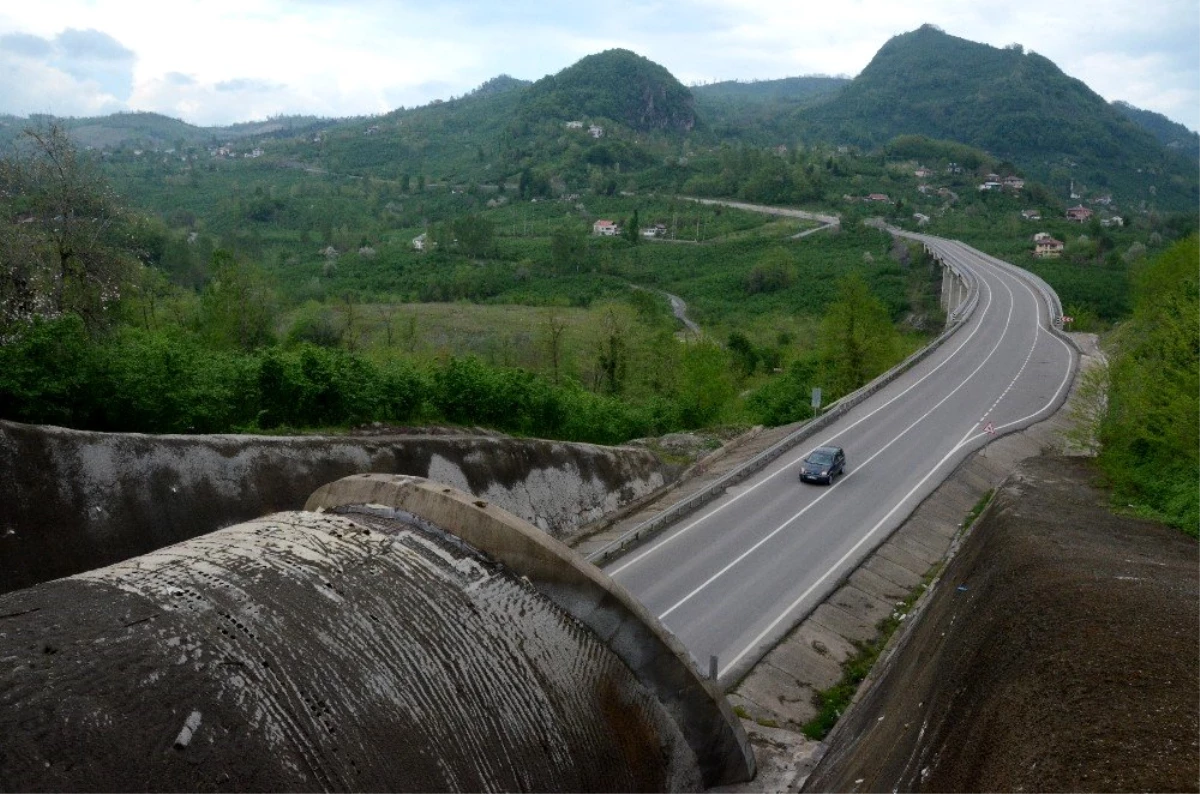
[605,234,1077,683]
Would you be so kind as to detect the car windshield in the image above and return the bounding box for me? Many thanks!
[808,450,834,465]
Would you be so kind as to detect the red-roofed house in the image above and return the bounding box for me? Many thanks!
[1066,205,1094,222]
[592,219,619,236]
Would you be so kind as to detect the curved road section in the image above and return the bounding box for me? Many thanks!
[606,234,1077,684]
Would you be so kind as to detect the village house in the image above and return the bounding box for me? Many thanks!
[912,213,931,226]
[865,193,890,202]
[1002,175,1024,190]
[565,121,584,129]
[914,166,934,178]
[1065,205,1094,222]
[1034,236,1064,258]
[412,233,428,251]
[588,125,604,138]
[978,181,1002,191]
[592,219,619,236]
[1021,209,1042,221]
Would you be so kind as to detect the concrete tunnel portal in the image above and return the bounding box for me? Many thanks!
[0,474,754,792]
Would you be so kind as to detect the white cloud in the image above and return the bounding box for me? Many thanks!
[0,0,1195,130]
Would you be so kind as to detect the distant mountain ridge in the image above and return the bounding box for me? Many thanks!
[2,29,1194,211]
[1113,101,1200,160]
[0,110,336,151]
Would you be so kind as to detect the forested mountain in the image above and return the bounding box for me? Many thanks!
[1112,101,1200,160]
[2,28,1195,211]
[517,49,698,132]
[793,24,1198,210]
[692,76,848,143]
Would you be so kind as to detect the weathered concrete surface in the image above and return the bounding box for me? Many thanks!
[0,419,674,594]
[802,457,1199,792]
[0,481,726,792]
[306,473,756,789]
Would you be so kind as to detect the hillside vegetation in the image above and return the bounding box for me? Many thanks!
[519,49,697,132]
[795,25,1198,211]
[1098,235,1199,534]
[0,28,1196,454]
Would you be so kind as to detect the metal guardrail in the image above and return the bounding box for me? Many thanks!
[586,251,979,566]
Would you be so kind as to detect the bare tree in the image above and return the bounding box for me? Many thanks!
[0,122,132,333]
[540,310,569,385]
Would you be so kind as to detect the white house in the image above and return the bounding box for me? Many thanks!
[593,219,619,236]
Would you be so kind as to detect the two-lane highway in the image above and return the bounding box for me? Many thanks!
[605,234,1076,682]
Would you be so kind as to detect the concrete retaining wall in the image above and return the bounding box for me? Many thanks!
[0,420,675,594]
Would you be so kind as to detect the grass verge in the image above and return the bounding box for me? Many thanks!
[801,491,997,740]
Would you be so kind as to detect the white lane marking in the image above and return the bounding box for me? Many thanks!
[960,277,1077,447]
[657,275,1018,620]
[606,266,1001,578]
[719,262,1077,678]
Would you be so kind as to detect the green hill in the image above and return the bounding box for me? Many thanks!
[795,24,1198,211]
[1112,101,1199,160]
[518,49,697,132]
[693,76,848,143]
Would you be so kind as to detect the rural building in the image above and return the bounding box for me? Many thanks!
[1034,237,1064,257]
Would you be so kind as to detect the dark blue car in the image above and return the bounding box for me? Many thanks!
[799,445,846,484]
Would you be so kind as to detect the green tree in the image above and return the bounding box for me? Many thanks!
[199,251,277,351]
[0,122,134,333]
[550,222,588,273]
[625,208,641,244]
[1099,235,1199,533]
[452,213,496,258]
[819,272,900,394]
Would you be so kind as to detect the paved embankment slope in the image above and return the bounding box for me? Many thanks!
[803,454,1198,792]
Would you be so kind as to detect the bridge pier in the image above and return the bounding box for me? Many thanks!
[937,253,969,325]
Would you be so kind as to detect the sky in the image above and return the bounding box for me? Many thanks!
[0,0,1196,132]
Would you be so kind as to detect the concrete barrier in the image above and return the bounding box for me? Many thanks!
[0,421,675,594]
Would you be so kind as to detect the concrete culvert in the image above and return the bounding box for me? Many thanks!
[0,475,753,792]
